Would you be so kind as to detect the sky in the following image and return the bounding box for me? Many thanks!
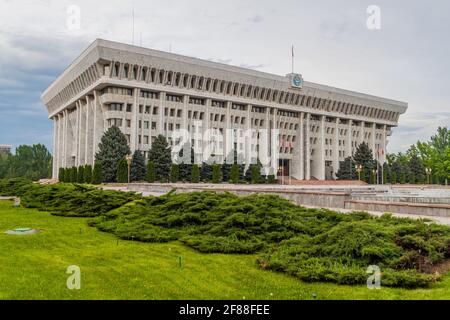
[0,0,449,154]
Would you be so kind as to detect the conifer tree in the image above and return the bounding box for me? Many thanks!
[84,165,93,184]
[336,157,357,180]
[230,164,240,184]
[146,161,156,183]
[58,168,65,183]
[353,142,375,182]
[70,167,78,183]
[191,164,200,183]
[117,159,128,183]
[212,164,222,183]
[77,165,85,183]
[170,164,180,183]
[95,126,131,183]
[92,161,103,185]
[148,135,172,182]
[130,150,147,182]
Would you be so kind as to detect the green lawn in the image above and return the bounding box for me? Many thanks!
[1,200,450,300]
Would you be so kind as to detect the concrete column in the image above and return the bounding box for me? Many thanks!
[382,124,387,164]
[74,101,80,167]
[305,113,311,180]
[333,118,340,179]
[57,114,62,170]
[182,95,189,131]
[298,112,304,180]
[246,104,252,167]
[92,90,103,164]
[62,110,68,168]
[130,88,140,152]
[272,108,278,174]
[159,92,166,136]
[52,116,58,178]
[224,101,232,159]
[85,96,91,165]
[317,115,326,180]
[371,122,376,155]
[347,120,352,157]
[360,121,365,146]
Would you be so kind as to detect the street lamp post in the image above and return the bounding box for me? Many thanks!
[125,154,133,184]
[355,164,363,181]
[425,168,432,184]
[373,169,378,185]
[278,166,283,185]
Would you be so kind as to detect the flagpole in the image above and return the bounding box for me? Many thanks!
[291,45,294,74]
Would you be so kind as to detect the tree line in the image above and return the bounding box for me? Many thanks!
[0,144,52,180]
[337,126,449,185]
[61,126,276,184]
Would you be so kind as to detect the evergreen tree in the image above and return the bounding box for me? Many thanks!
[95,126,131,183]
[391,171,398,184]
[148,135,172,182]
[212,164,222,183]
[92,161,103,185]
[77,165,85,183]
[409,154,425,184]
[336,157,357,180]
[382,163,389,184]
[130,150,147,182]
[170,164,180,183]
[84,165,93,184]
[70,167,78,183]
[250,165,261,184]
[117,159,128,183]
[267,167,276,184]
[200,162,213,182]
[400,172,406,184]
[177,143,194,182]
[230,164,240,184]
[353,142,375,182]
[408,171,416,184]
[191,164,200,183]
[370,170,376,184]
[146,161,156,183]
[58,168,65,182]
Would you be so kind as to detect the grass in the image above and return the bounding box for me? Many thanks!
[1,200,450,300]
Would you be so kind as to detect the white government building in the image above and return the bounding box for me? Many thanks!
[42,39,407,180]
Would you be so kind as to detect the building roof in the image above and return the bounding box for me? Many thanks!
[42,39,408,114]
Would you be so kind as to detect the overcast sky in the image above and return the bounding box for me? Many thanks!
[0,0,449,154]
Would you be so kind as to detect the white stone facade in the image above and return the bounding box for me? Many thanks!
[41,39,407,180]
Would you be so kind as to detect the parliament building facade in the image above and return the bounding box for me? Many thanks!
[42,39,407,180]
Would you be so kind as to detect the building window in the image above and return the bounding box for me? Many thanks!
[189,97,205,105]
[126,119,131,128]
[212,100,225,108]
[166,94,182,102]
[140,90,159,99]
[126,104,132,112]
[107,118,122,127]
[108,103,123,111]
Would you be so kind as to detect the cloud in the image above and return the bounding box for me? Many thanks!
[248,14,263,24]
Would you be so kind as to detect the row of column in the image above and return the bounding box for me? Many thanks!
[51,88,388,180]
[52,91,103,178]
